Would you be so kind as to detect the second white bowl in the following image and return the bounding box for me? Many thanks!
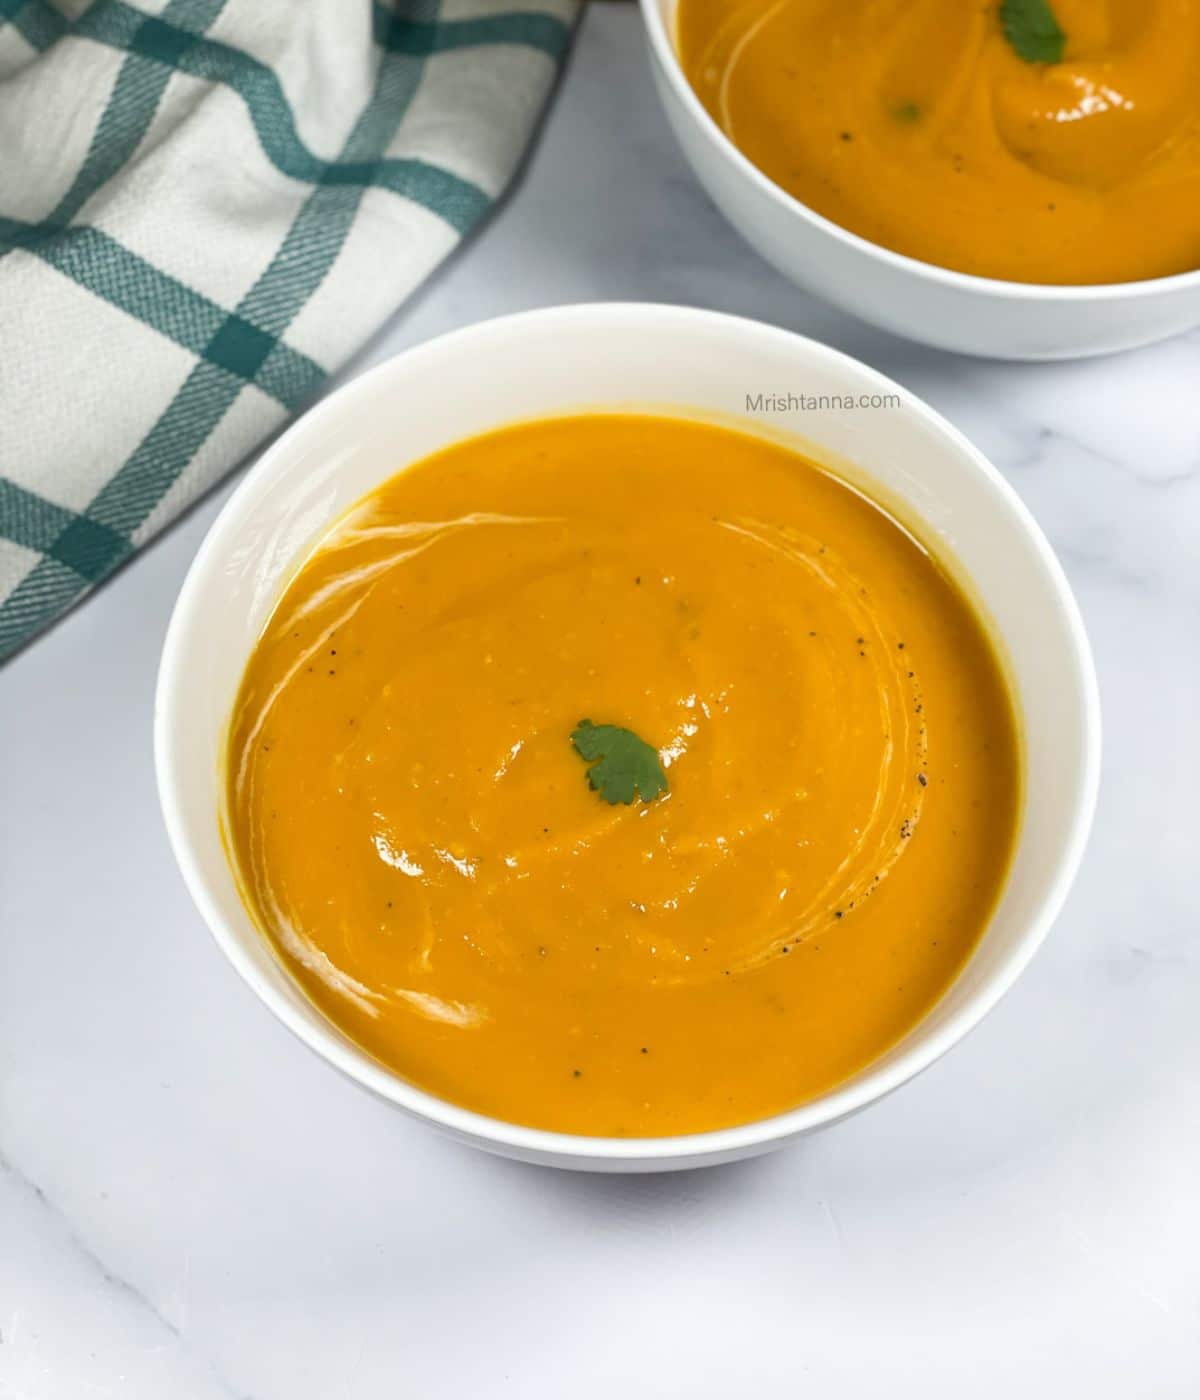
[639,0,1200,360]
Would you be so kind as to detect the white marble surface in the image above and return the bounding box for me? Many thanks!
[3,7,1199,1396]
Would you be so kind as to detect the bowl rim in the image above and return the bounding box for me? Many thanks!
[637,0,1200,304]
[155,301,1102,1164]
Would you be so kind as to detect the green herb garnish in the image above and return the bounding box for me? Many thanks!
[893,100,922,124]
[1000,0,1065,64]
[570,719,668,806]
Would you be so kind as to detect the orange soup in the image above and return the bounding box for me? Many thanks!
[226,415,1020,1136]
[676,0,1200,285]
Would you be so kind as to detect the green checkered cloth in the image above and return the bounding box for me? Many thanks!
[0,0,577,662]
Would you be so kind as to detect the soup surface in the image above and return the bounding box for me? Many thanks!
[227,415,1020,1136]
[676,0,1200,285]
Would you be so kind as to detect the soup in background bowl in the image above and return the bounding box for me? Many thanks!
[677,0,1200,287]
[156,304,1099,1171]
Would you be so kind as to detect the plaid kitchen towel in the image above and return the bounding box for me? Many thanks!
[0,0,577,662]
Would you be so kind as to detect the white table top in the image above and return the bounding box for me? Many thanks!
[3,7,1198,1396]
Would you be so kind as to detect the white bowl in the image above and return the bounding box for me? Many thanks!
[639,0,1200,360]
[156,304,1100,1171]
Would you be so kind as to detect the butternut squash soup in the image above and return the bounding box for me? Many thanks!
[676,0,1200,285]
[226,415,1020,1136]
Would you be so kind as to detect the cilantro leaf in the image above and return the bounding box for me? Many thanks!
[570,719,669,806]
[1000,0,1065,64]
